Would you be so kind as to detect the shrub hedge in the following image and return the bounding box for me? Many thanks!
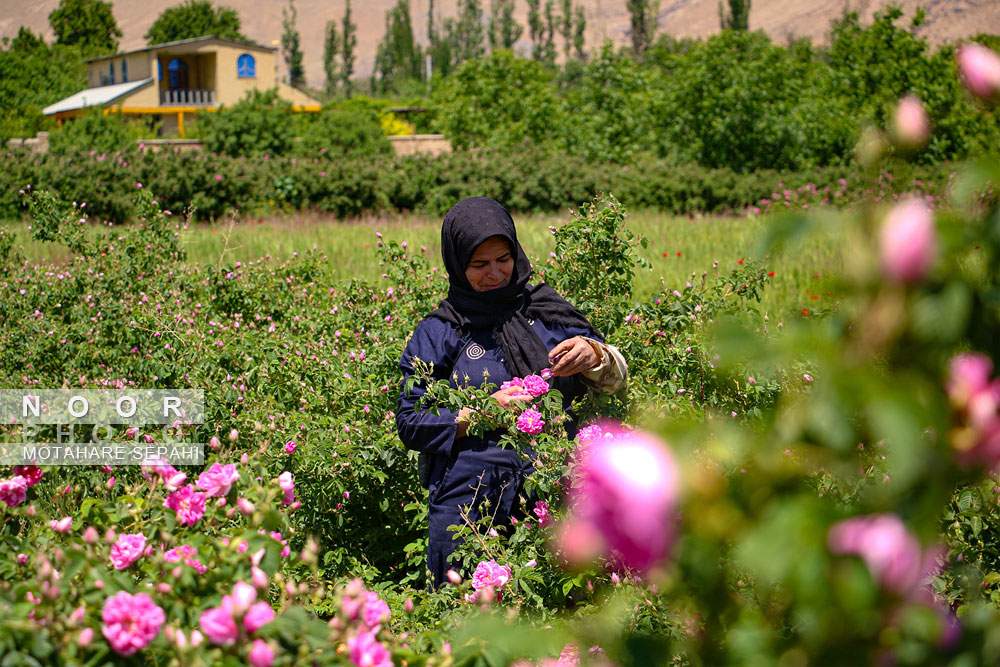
[0,146,957,223]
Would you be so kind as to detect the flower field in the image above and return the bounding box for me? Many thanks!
[2,53,1000,666]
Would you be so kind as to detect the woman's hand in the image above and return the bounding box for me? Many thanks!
[548,336,601,377]
[490,386,533,408]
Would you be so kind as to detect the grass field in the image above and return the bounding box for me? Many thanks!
[8,209,843,319]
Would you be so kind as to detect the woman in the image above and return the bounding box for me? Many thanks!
[396,197,627,587]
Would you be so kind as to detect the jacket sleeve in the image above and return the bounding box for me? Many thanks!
[395,318,465,457]
[552,324,628,395]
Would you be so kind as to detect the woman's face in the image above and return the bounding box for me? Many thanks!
[465,236,514,292]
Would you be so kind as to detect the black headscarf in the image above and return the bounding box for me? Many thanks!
[427,197,598,377]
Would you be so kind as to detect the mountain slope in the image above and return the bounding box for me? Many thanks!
[2,0,997,89]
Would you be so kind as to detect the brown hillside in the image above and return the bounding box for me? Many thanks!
[1,0,997,90]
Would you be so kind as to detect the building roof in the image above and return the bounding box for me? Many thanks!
[85,35,276,64]
[42,78,153,116]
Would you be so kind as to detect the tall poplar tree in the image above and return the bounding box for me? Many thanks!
[527,0,544,61]
[626,0,659,57]
[573,5,587,60]
[281,0,305,87]
[541,0,557,65]
[373,0,419,89]
[559,0,573,60]
[341,0,357,94]
[719,0,751,31]
[323,19,340,95]
[489,0,521,52]
[455,0,485,63]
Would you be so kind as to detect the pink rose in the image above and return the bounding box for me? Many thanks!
[50,516,73,533]
[533,500,554,528]
[575,424,605,443]
[0,476,28,507]
[199,597,238,646]
[516,407,545,435]
[109,533,146,569]
[828,514,936,596]
[347,631,393,667]
[957,43,1000,101]
[521,374,550,397]
[101,591,165,655]
[13,465,43,486]
[163,486,206,526]
[565,422,679,574]
[471,560,513,590]
[163,544,196,562]
[893,95,930,147]
[278,471,295,506]
[231,581,257,614]
[879,197,937,283]
[361,591,391,629]
[243,601,275,634]
[196,463,240,497]
[285,440,297,454]
[142,458,177,482]
[945,353,1000,466]
[249,639,275,667]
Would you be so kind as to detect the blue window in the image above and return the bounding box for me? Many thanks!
[108,61,114,85]
[121,59,128,82]
[157,59,162,81]
[237,53,255,78]
[167,58,189,89]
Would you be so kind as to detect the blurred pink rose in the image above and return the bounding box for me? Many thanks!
[285,440,297,454]
[249,639,275,667]
[828,514,933,595]
[278,471,295,506]
[196,463,240,497]
[199,597,238,646]
[348,631,392,667]
[946,353,1000,467]
[565,422,679,574]
[109,533,146,570]
[893,95,930,147]
[879,198,937,283]
[50,516,73,533]
[362,591,391,628]
[101,591,165,655]
[13,465,43,486]
[0,476,27,507]
[957,43,1000,101]
[231,581,257,615]
[243,601,275,634]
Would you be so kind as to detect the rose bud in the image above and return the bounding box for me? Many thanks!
[957,43,1000,102]
[879,197,937,283]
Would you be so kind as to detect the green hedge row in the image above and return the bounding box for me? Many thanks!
[1,146,956,223]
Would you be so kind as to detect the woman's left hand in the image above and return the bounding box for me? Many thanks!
[548,336,601,377]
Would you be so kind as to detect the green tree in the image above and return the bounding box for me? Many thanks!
[559,0,573,60]
[540,0,557,65]
[342,0,357,95]
[719,0,751,31]
[198,88,295,156]
[434,50,561,149]
[48,0,121,55]
[626,0,659,57]
[527,0,544,61]
[11,27,46,53]
[282,0,305,87]
[323,20,340,96]
[144,0,245,45]
[373,0,420,90]
[489,0,522,52]
[573,5,587,60]
[455,0,486,64]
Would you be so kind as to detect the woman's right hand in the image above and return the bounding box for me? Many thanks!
[490,386,533,408]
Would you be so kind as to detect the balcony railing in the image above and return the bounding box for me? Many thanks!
[160,89,215,106]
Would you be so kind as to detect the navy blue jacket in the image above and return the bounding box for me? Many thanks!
[396,315,600,495]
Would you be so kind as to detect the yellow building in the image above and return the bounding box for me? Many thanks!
[43,36,321,137]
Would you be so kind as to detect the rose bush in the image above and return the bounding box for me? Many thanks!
[2,49,1000,663]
